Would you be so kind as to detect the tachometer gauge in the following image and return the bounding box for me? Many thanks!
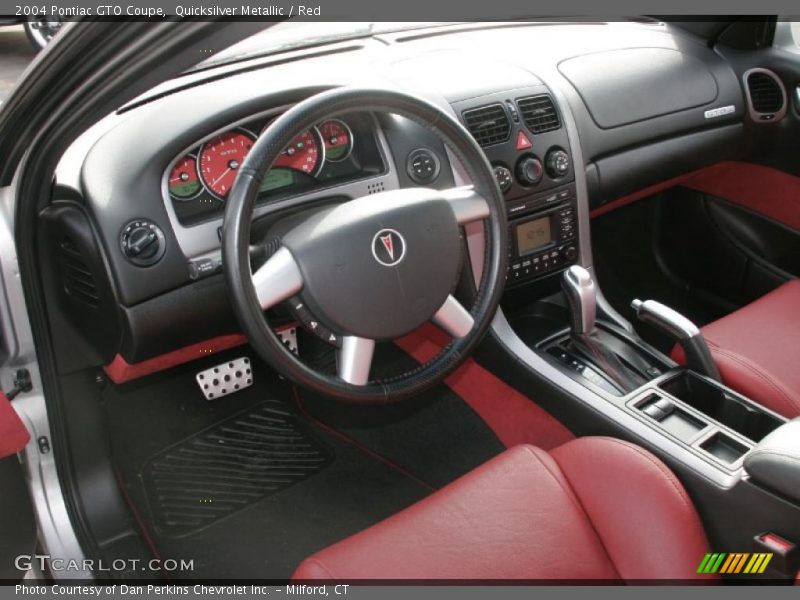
[198,130,256,199]
[318,119,353,162]
[273,128,323,176]
[168,154,202,200]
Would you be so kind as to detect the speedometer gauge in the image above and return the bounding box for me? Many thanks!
[319,119,353,162]
[168,154,202,200]
[273,128,323,176]
[198,130,256,199]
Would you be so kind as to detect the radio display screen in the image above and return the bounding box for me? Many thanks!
[516,216,552,255]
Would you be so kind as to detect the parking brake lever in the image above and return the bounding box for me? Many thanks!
[631,299,721,382]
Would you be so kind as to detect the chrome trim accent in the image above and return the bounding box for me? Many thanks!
[252,247,303,310]
[319,118,354,163]
[432,295,474,338]
[441,186,490,224]
[742,67,788,123]
[562,265,596,335]
[337,336,375,385]
[630,298,700,341]
[371,228,406,267]
[491,308,741,487]
[703,105,735,119]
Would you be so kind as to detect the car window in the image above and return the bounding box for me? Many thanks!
[775,19,800,52]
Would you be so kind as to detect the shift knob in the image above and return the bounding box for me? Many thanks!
[562,265,596,335]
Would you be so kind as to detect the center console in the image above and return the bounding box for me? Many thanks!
[459,75,800,573]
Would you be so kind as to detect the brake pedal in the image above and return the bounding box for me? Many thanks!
[196,357,253,401]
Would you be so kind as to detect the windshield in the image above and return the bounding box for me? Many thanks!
[196,22,452,70]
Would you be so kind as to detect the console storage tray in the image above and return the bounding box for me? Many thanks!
[659,372,783,443]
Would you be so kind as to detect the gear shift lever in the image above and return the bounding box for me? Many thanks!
[562,265,597,335]
[559,266,646,392]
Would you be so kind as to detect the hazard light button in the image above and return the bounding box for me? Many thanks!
[515,131,532,151]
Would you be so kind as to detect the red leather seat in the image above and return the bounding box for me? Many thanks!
[293,437,713,581]
[672,280,800,418]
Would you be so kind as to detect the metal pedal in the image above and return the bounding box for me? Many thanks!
[196,357,253,401]
[277,326,298,355]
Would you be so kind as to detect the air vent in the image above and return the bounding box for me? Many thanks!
[58,238,99,307]
[462,104,511,147]
[517,95,561,134]
[745,69,786,121]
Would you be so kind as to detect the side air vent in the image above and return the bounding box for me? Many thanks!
[517,94,561,134]
[744,69,787,122]
[58,237,99,307]
[462,104,511,147]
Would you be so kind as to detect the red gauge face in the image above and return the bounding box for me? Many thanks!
[198,130,255,199]
[168,155,202,199]
[318,119,353,162]
[273,129,322,175]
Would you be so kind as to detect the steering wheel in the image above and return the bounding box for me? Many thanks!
[223,87,507,403]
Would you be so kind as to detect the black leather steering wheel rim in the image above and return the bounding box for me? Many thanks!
[222,87,507,403]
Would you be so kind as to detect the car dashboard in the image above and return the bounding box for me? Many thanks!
[48,21,755,366]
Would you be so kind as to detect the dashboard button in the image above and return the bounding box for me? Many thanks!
[515,156,544,186]
[407,148,440,184]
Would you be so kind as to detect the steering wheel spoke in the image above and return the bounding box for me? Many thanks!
[337,336,376,386]
[442,186,490,225]
[432,294,475,338]
[252,247,303,310]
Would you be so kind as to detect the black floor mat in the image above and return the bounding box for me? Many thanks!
[296,338,506,489]
[104,347,430,579]
[142,401,332,537]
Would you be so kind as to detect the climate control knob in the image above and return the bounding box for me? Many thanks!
[516,156,544,186]
[546,149,570,179]
[120,219,166,266]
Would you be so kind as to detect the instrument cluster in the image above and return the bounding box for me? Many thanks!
[166,112,383,225]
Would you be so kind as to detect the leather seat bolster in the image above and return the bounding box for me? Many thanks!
[671,279,800,418]
[550,437,714,580]
[293,444,618,581]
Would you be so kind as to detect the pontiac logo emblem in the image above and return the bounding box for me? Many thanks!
[371,229,406,267]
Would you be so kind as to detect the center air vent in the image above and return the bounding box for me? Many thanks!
[462,104,511,147]
[517,95,561,134]
[744,69,786,121]
[58,237,99,307]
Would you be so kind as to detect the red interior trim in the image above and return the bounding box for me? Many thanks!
[103,334,248,384]
[103,323,299,384]
[681,161,800,232]
[0,391,30,458]
[395,324,574,450]
[590,161,800,232]
[589,169,703,219]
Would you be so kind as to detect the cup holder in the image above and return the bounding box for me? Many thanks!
[659,372,783,442]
